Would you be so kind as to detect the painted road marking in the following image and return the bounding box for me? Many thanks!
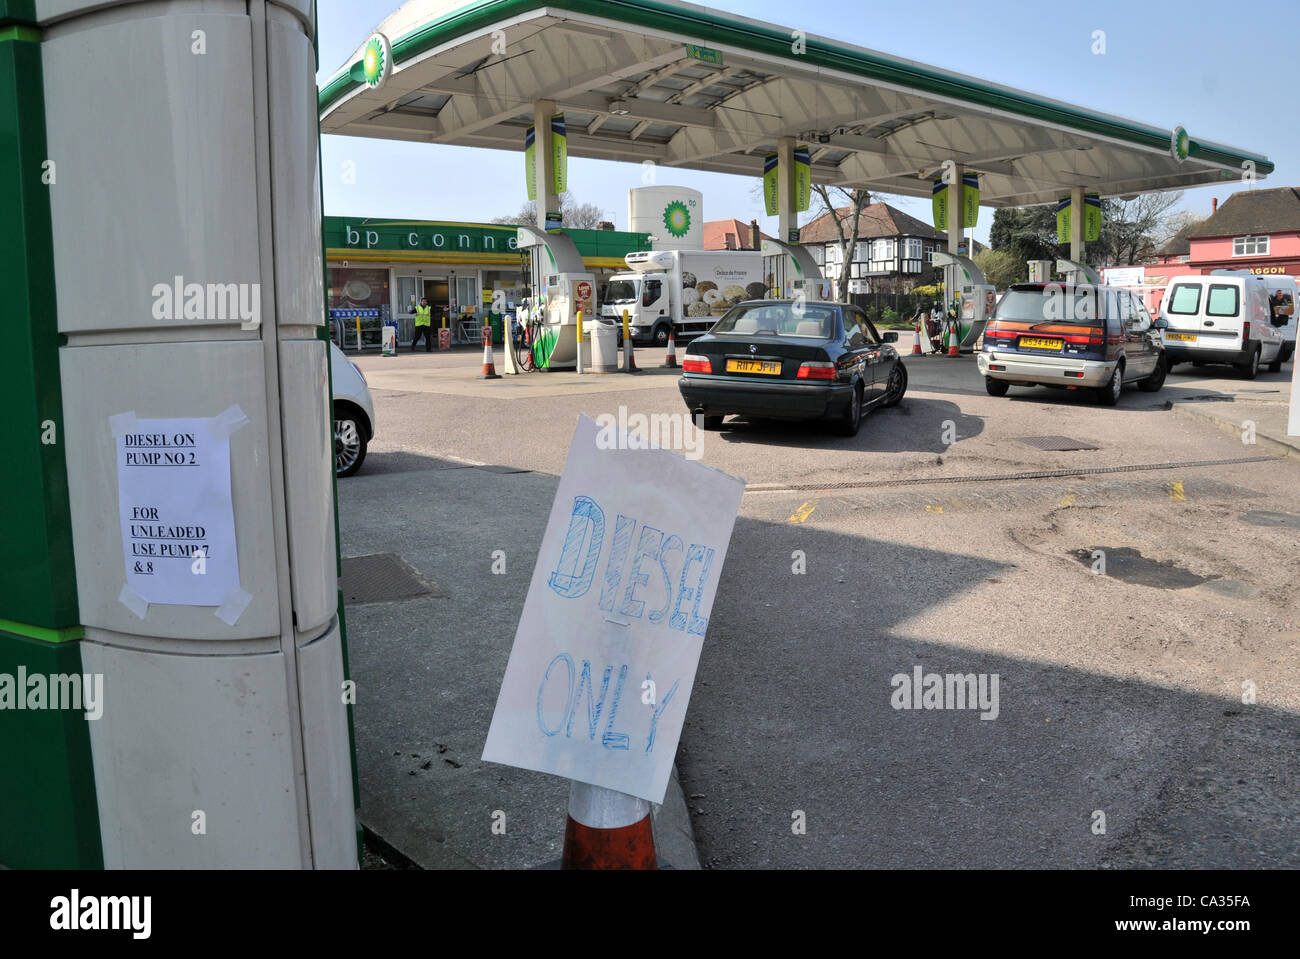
[788,501,816,523]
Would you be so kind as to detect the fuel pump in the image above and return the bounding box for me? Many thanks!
[759,238,828,299]
[933,251,997,352]
[512,226,594,371]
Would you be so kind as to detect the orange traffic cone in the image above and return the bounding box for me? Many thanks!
[911,321,923,355]
[947,326,961,357]
[662,327,678,368]
[560,784,657,870]
[481,325,501,379]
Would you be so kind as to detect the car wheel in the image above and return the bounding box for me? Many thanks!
[1237,345,1260,380]
[1139,355,1167,392]
[699,414,724,431]
[881,362,908,408]
[836,384,863,437]
[334,409,368,477]
[1096,364,1123,406]
[985,377,1010,397]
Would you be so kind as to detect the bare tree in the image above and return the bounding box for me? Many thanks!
[491,191,609,229]
[1095,191,1186,266]
[810,185,874,301]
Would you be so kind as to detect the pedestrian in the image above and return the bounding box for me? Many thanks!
[412,297,434,352]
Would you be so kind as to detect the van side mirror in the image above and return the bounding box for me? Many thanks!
[1153,317,1168,330]
[882,331,899,343]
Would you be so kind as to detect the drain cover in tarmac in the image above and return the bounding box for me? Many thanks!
[1071,547,1216,589]
[1019,435,1099,451]
[1240,510,1300,530]
[340,553,440,605]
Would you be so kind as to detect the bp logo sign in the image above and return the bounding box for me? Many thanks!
[1170,125,1190,163]
[363,33,391,89]
[663,200,692,239]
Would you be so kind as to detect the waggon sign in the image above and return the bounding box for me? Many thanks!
[482,415,743,802]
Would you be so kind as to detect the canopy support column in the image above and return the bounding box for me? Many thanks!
[777,135,796,243]
[1070,185,1085,263]
[533,99,559,230]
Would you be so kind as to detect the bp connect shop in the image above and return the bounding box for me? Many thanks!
[324,217,650,349]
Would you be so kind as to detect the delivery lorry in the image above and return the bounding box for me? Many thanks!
[601,249,768,345]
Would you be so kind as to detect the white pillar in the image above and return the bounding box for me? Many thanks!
[1070,185,1085,263]
[534,99,559,230]
[777,136,797,244]
[947,163,964,313]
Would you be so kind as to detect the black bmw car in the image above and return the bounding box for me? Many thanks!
[679,300,907,436]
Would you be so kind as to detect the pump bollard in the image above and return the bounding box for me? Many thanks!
[575,309,584,375]
[561,781,657,870]
[621,309,640,373]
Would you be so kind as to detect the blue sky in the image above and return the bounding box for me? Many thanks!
[316,0,1297,246]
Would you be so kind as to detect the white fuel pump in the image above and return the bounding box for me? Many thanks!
[512,226,595,371]
[933,252,997,350]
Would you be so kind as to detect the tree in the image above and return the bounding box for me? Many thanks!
[990,191,1189,273]
[491,191,609,229]
[1092,191,1185,267]
[809,185,875,301]
[972,249,1021,290]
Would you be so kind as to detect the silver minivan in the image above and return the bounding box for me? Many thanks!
[1159,275,1285,378]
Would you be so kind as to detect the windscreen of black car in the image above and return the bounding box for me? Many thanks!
[711,303,836,338]
[996,287,1102,325]
[605,279,638,303]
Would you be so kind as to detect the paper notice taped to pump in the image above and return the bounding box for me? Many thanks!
[482,415,743,804]
[114,410,244,612]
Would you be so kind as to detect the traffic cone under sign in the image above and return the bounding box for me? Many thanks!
[662,327,678,368]
[481,326,501,379]
[947,326,961,357]
[911,321,923,355]
[560,782,657,870]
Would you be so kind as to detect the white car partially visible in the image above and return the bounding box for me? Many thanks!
[329,342,375,477]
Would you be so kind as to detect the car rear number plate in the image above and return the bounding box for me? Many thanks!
[1166,332,1197,342]
[726,358,781,375]
[1020,336,1063,350]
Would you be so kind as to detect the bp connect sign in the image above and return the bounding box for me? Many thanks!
[483,416,743,802]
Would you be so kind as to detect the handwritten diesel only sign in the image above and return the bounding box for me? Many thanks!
[483,415,744,803]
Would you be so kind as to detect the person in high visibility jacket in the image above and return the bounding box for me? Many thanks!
[412,297,434,352]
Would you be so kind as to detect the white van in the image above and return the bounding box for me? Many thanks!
[1229,272,1297,365]
[1159,274,1285,378]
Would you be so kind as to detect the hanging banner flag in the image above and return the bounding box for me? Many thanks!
[1084,193,1102,242]
[763,153,779,216]
[793,146,811,213]
[962,173,980,229]
[932,178,948,232]
[551,114,567,196]
[524,125,537,201]
[1056,195,1072,245]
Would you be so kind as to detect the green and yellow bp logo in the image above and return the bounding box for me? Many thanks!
[663,200,691,239]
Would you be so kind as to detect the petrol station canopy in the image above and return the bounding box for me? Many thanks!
[319,0,1272,207]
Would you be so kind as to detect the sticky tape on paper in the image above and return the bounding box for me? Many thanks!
[208,404,250,440]
[109,411,138,438]
[214,586,253,626]
[118,584,148,619]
